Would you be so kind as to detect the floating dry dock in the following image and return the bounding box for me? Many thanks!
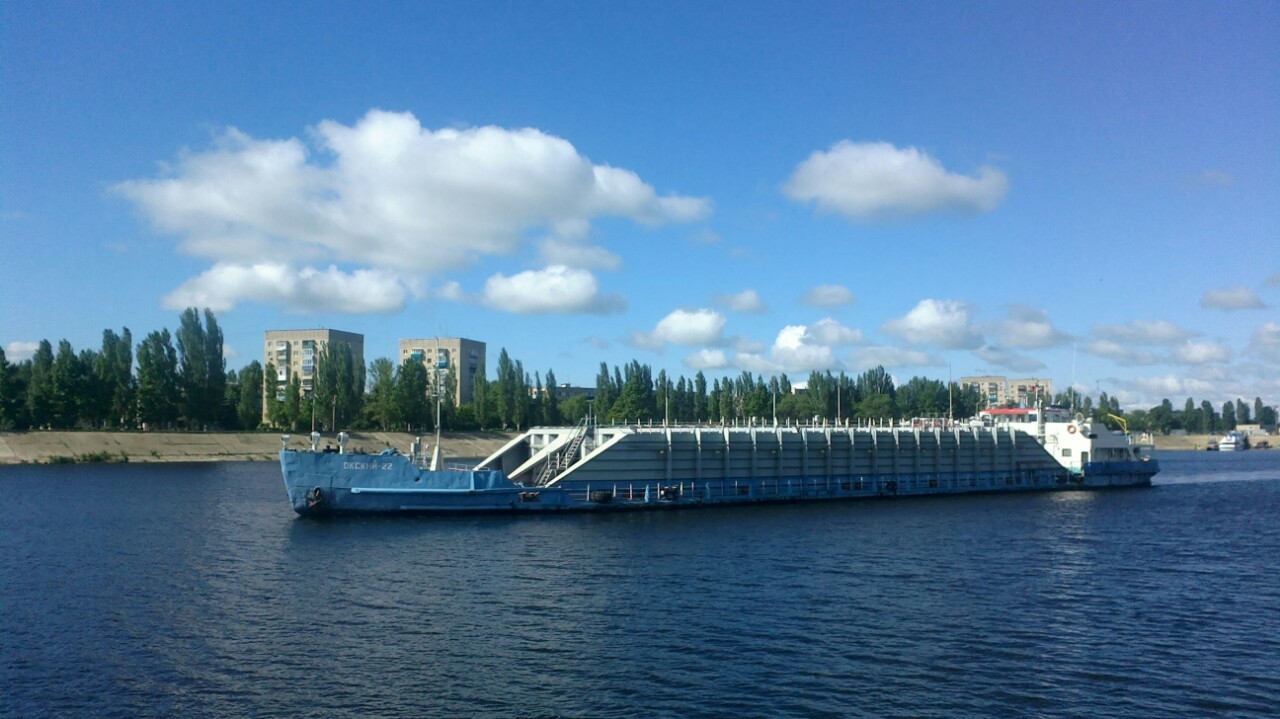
[281,413,1158,515]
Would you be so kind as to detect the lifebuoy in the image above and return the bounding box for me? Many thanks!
[1067,425,1077,434]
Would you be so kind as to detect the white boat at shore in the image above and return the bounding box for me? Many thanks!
[1217,431,1249,451]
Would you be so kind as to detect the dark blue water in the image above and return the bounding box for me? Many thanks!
[3,451,1278,718]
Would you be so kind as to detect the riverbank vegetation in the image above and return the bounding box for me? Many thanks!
[1,308,1274,437]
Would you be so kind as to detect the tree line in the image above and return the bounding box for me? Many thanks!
[1,308,1274,435]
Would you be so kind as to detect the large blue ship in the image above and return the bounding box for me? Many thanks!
[281,408,1158,516]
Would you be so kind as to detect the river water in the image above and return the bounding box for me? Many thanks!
[2,451,1277,718]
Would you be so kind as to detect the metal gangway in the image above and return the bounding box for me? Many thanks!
[532,416,592,486]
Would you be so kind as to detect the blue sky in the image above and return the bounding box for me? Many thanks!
[3,1,1277,410]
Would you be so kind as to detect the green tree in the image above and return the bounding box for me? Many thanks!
[50,340,88,428]
[365,358,398,430]
[283,374,304,431]
[175,308,225,428]
[395,358,429,431]
[313,342,364,430]
[543,368,562,425]
[96,328,134,428]
[1201,400,1218,433]
[136,330,180,429]
[858,393,897,422]
[236,361,264,430]
[25,340,54,429]
[264,361,286,429]
[1222,401,1236,430]
[0,347,15,429]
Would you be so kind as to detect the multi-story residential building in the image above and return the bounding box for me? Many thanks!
[961,375,1054,408]
[263,329,364,419]
[398,337,485,406]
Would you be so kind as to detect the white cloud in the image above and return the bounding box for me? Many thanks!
[1126,375,1219,404]
[537,236,622,271]
[5,341,40,362]
[1248,321,1280,363]
[973,345,1046,373]
[850,345,945,371]
[436,281,468,302]
[481,265,624,315]
[783,141,1008,220]
[800,284,855,309]
[1200,286,1266,311]
[882,299,982,349]
[1172,340,1230,365]
[1083,340,1159,366]
[807,318,864,346]
[117,109,709,312]
[163,263,410,313]
[1092,320,1193,345]
[713,289,767,313]
[994,305,1070,349]
[631,308,727,349]
[684,348,730,370]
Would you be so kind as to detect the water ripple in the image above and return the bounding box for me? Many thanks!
[3,453,1279,718]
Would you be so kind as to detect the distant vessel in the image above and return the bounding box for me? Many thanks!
[280,407,1158,516]
[1217,431,1249,452]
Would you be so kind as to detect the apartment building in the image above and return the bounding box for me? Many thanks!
[263,329,364,418]
[961,375,1053,408]
[398,337,485,406]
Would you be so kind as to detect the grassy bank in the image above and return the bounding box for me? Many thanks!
[0,430,516,465]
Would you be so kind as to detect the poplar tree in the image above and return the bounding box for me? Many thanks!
[236,361,264,430]
[136,330,180,429]
[365,358,397,431]
[25,340,54,429]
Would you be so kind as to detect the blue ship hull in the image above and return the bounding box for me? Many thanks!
[280,448,1157,517]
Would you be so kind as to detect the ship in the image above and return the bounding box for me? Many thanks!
[280,406,1158,516]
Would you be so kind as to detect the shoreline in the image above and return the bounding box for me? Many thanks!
[2,428,1265,465]
[0,430,517,465]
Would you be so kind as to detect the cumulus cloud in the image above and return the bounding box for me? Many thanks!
[481,265,625,315]
[1200,286,1266,311]
[712,289,767,313]
[117,109,709,312]
[882,299,982,349]
[755,324,851,372]
[850,345,945,371]
[1172,340,1230,365]
[5,341,40,362]
[163,263,410,313]
[684,349,730,370]
[973,345,1046,373]
[630,308,727,349]
[994,305,1070,349]
[800,284,856,309]
[783,141,1008,220]
[1092,320,1193,345]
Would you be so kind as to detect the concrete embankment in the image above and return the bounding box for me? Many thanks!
[0,430,517,465]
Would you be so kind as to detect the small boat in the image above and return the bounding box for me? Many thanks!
[1217,431,1249,452]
